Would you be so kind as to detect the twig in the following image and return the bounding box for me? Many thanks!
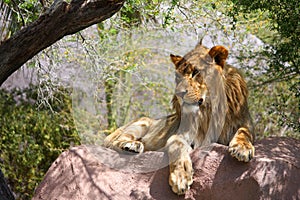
[11,0,25,26]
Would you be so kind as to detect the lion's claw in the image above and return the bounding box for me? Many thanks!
[169,160,193,195]
[229,139,255,162]
[121,141,144,153]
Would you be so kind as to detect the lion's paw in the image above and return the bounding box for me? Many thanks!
[120,141,144,153]
[229,138,255,162]
[169,161,193,195]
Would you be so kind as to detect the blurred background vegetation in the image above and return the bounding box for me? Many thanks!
[0,86,80,199]
[0,0,299,199]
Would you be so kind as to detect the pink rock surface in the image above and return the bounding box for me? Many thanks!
[33,137,300,200]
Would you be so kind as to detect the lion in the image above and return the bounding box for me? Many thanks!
[104,41,255,195]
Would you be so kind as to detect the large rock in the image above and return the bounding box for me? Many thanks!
[33,137,300,200]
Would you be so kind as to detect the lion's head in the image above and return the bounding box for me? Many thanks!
[170,42,228,115]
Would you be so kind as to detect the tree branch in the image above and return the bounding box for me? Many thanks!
[0,0,125,86]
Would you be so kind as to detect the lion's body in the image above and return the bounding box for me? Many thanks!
[104,42,255,195]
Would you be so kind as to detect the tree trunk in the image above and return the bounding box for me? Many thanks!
[0,169,15,200]
[0,0,125,86]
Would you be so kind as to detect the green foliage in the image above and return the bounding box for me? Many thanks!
[249,80,299,139]
[0,86,80,200]
[2,0,43,35]
[162,0,180,28]
[231,0,299,38]
[227,0,300,135]
[119,0,165,27]
[120,0,142,26]
[229,0,299,80]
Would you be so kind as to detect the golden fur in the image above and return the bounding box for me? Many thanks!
[104,42,255,195]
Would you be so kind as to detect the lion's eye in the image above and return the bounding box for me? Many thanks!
[192,69,199,78]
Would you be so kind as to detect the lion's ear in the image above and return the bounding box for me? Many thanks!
[208,46,228,68]
[170,54,183,68]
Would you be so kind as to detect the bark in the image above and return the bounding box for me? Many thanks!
[0,0,125,86]
[0,169,15,200]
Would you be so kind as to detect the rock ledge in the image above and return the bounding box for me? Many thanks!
[33,137,300,200]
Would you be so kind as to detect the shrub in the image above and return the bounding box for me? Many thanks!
[0,87,80,200]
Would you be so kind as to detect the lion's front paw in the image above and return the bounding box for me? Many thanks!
[169,160,193,195]
[120,141,144,153]
[229,137,255,162]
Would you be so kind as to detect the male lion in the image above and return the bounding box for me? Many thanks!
[104,41,255,195]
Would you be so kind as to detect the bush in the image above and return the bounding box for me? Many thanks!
[249,79,299,139]
[0,86,80,200]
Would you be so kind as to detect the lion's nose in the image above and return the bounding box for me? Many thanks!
[198,98,204,105]
[176,90,187,98]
